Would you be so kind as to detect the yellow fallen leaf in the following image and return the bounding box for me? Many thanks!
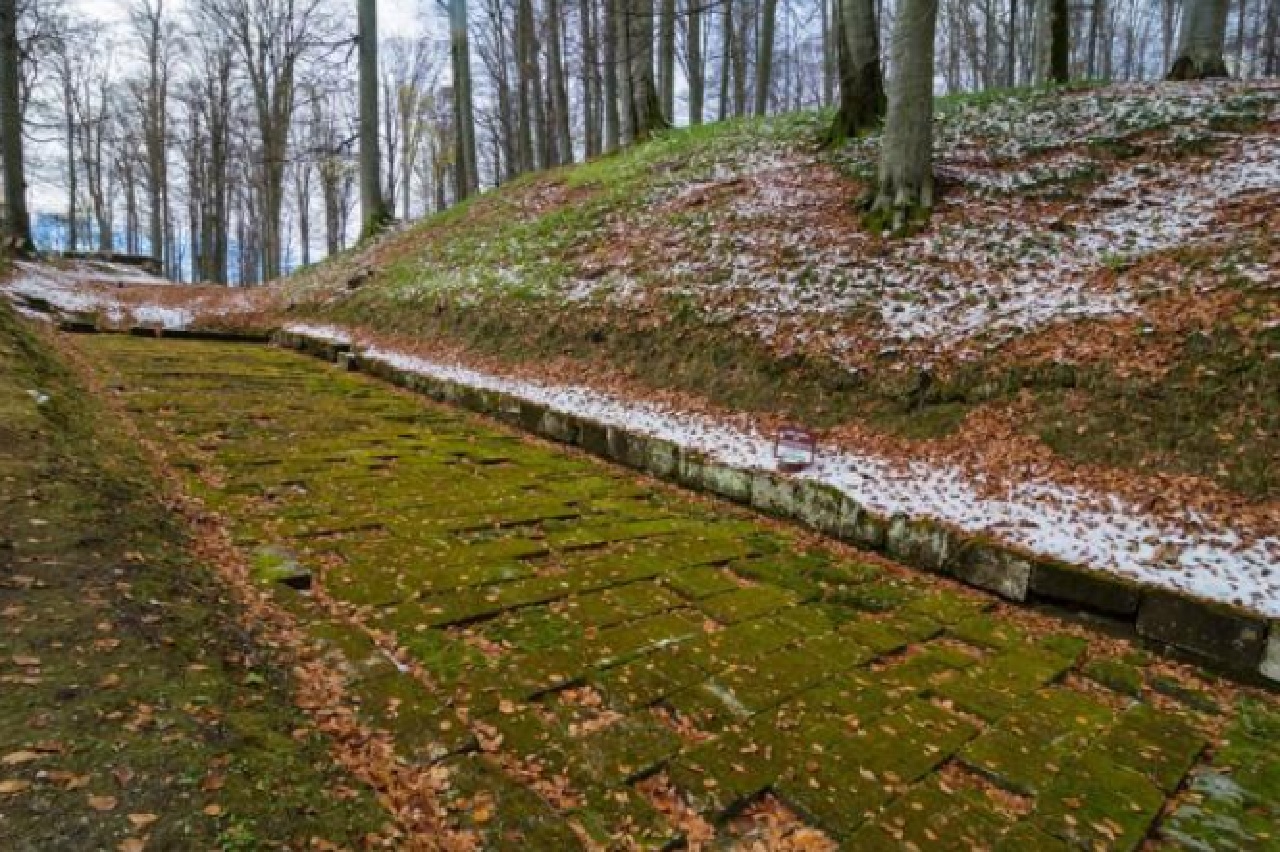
[0,779,31,794]
[1,751,42,766]
[88,794,118,811]
[11,656,40,667]
[128,814,158,829]
[203,804,223,817]
[118,839,146,852]
[99,673,122,689]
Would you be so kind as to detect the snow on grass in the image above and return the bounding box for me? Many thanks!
[283,322,354,344]
[289,323,1280,617]
[563,82,1280,362]
[4,261,108,315]
[1,260,252,329]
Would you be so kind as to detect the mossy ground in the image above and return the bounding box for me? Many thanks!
[0,307,386,850]
[66,333,1280,850]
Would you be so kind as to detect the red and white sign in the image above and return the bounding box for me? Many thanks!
[775,426,816,472]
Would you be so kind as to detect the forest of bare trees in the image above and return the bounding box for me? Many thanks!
[1,0,1277,278]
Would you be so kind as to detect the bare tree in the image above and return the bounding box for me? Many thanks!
[871,0,939,229]
[756,0,777,114]
[684,0,704,124]
[1169,0,1230,76]
[830,0,884,139]
[624,0,669,139]
[1,0,31,250]
[129,0,174,268]
[357,0,389,236]
[450,0,478,197]
[205,0,336,281]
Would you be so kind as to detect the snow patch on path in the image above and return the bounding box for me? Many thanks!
[287,324,1280,618]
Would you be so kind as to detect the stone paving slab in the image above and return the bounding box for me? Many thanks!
[77,336,1280,851]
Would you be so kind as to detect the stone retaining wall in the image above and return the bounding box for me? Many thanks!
[274,328,1279,685]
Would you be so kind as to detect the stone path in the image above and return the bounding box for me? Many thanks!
[79,334,1280,851]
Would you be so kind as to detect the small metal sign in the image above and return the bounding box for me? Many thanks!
[775,426,816,472]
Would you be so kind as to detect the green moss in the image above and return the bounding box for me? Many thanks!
[1084,656,1145,697]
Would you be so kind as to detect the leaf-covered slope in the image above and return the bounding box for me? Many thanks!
[282,81,1279,501]
[288,80,1278,367]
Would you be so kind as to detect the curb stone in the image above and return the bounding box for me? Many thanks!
[272,329,1279,685]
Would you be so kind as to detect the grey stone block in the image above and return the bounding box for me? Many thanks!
[885,514,954,573]
[519,401,550,434]
[538,410,581,445]
[750,471,800,518]
[605,426,643,469]
[1261,627,1280,683]
[793,480,845,537]
[491,393,525,427]
[952,540,1032,601]
[679,454,753,504]
[1031,558,1142,616]
[1137,590,1268,669]
[578,419,611,458]
[641,436,681,481]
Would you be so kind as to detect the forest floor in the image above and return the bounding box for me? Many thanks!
[33,328,1280,851]
[3,80,1277,620]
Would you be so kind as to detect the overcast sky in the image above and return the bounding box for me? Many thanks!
[67,0,425,37]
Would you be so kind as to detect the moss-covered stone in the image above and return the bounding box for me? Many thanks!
[1033,751,1165,852]
[1031,557,1142,616]
[1137,590,1268,669]
[1083,656,1146,697]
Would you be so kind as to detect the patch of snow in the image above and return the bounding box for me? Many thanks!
[334,334,1280,617]
[283,323,353,343]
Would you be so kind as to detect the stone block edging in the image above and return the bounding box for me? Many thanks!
[273,329,1278,684]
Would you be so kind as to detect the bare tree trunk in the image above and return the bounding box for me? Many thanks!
[731,0,749,114]
[63,74,77,251]
[580,0,601,156]
[686,0,704,123]
[1007,0,1019,85]
[872,0,938,229]
[616,0,635,142]
[294,163,312,267]
[450,0,479,195]
[821,0,835,105]
[1169,0,1230,76]
[603,0,621,151]
[516,0,537,170]
[1,0,31,252]
[625,0,669,140]
[718,0,734,120]
[755,0,777,114]
[659,0,676,120]
[1050,0,1069,80]
[1266,0,1279,73]
[1233,0,1244,67]
[133,0,169,266]
[830,0,885,138]
[546,0,572,164]
[358,0,389,236]
[1087,0,1103,75]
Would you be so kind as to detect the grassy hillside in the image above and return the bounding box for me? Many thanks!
[281,81,1279,500]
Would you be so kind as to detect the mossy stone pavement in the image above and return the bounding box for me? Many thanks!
[0,309,386,850]
[77,335,1280,850]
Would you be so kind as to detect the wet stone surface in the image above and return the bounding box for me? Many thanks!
[78,336,1280,851]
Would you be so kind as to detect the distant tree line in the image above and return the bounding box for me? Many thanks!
[1,0,1276,272]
